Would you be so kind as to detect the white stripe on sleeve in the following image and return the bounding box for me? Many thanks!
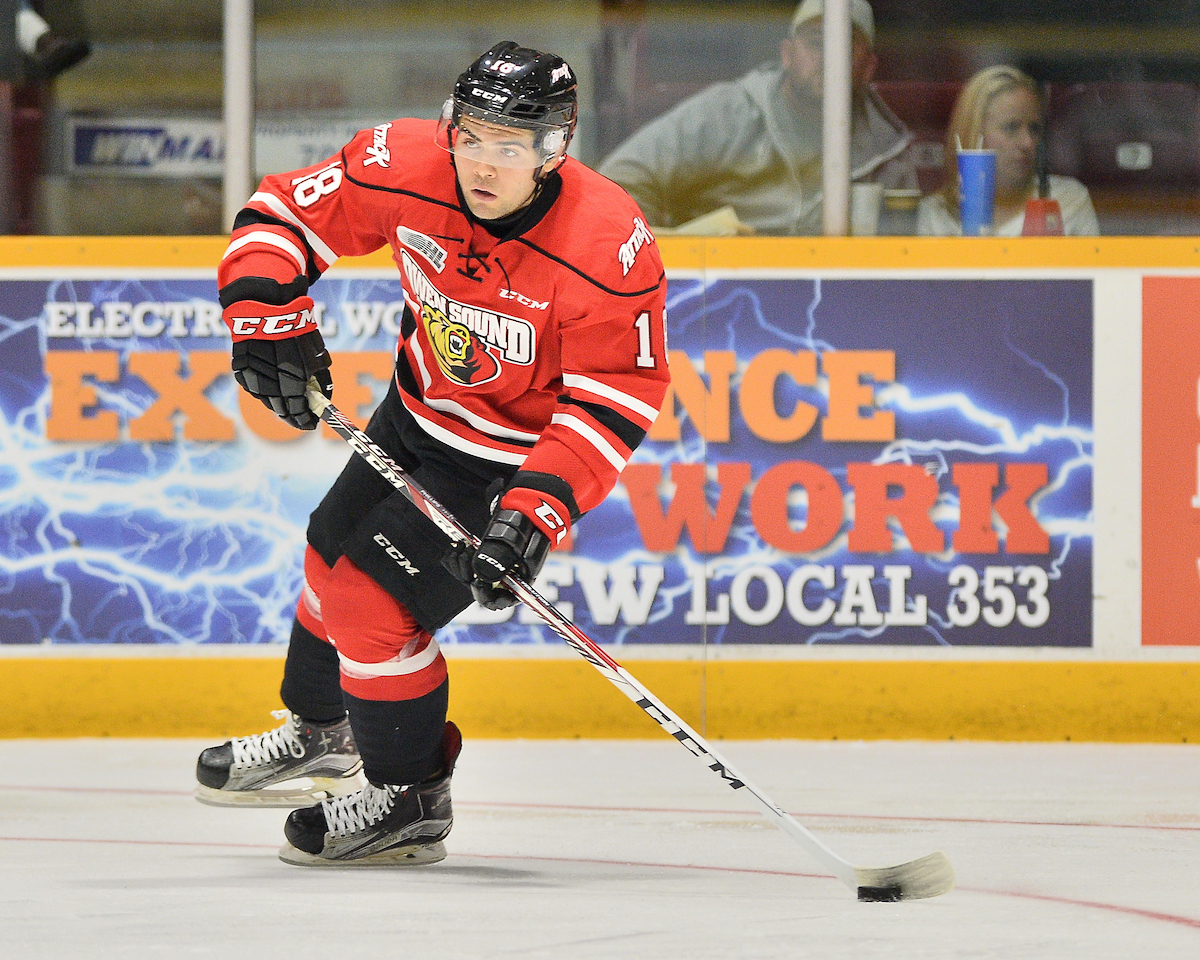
[551,412,629,472]
[221,230,308,275]
[248,191,339,268]
[562,373,661,423]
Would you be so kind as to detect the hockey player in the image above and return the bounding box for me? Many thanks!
[195,41,670,866]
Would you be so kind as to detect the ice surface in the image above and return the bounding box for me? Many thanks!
[1,738,1198,958]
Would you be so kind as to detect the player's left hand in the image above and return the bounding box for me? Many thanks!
[443,508,551,611]
[232,330,332,431]
[223,295,332,431]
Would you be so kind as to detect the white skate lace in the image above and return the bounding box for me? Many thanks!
[230,709,306,766]
[323,783,401,837]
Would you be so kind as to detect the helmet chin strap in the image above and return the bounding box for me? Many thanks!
[532,153,565,187]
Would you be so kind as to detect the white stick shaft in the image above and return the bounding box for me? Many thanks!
[502,576,858,889]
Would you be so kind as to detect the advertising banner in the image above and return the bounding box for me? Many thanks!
[68,119,228,177]
[0,270,1094,647]
[607,275,1093,648]
[66,117,386,179]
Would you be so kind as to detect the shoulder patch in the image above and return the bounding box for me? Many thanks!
[396,225,448,273]
[364,122,392,169]
[617,217,655,277]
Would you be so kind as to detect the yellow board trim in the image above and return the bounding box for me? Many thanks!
[5,235,1200,271]
[4,235,1196,741]
[4,658,1196,741]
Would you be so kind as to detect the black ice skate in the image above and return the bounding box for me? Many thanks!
[194,710,364,808]
[278,721,462,867]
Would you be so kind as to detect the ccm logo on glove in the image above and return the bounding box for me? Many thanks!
[503,487,571,546]
[533,501,568,545]
[223,296,319,342]
[223,293,333,432]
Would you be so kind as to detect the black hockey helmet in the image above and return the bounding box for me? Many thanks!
[437,41,578,168]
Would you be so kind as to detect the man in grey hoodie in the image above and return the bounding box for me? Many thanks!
[598,0,916,235]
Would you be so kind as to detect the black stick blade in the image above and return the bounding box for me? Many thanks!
[855,851,955,901]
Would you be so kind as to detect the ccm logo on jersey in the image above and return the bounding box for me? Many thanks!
[373,533,420,576]
[228,307,317,338]
[618,217,655,276]
[499,288,549,310]
[364,122,392,168]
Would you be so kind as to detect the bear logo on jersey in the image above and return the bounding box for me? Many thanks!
[422,303,501,386]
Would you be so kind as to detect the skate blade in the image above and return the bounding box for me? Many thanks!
[278,840,447,868]
[193,772,367,808]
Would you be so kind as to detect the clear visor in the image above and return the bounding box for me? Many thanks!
[435,99,567,169]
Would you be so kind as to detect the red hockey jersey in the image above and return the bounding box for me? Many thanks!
[219,118,670,519]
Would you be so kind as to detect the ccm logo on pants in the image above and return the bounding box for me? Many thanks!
[374,533,420,576]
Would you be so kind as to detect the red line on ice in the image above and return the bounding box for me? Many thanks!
[2,834,1199,930]
[1,783,1197,834]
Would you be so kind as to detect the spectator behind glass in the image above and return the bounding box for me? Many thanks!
[918,66,1099,236]
[598,0,917,235]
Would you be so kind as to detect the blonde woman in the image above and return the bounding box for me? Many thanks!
[917,66,1098,236]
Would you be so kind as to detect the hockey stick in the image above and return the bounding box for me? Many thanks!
[305,381,954,901]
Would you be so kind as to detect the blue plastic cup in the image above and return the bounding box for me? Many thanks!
[957,149,997,236]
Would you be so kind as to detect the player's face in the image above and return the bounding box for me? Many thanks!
[454,117,545,219]
[982,87,1043,198]
[781,22,876,100]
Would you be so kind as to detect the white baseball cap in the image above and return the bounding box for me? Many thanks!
[790,0,876,45]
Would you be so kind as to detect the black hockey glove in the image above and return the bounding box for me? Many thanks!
[223,294,332,431]
[443,508,551,611]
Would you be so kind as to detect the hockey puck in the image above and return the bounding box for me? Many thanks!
[857,885,903,902]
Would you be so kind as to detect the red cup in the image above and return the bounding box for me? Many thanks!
[1021,198,1064,236]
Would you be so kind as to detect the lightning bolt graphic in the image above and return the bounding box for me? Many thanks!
[1,274,1093,648]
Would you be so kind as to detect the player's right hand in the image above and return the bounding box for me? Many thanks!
[442,508,551,611]
[223,296,333,431]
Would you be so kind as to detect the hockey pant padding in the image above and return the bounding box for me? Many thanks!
[321,555,449,703]
[342,679,449,786]
[307,374,509,632]
[279,619,345,724]
[293,545,331,641]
